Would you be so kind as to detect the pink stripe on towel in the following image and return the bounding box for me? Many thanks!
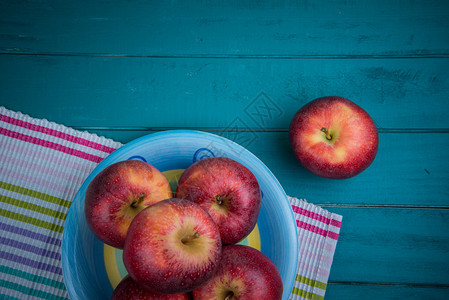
[0,127,104,163]
[296,219,340,240]
[292,204,342,228]
[0,114,116,154]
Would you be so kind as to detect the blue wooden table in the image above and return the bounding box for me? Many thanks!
[1,1,449,299]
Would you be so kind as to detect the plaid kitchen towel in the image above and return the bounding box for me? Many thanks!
[0,106,341,300]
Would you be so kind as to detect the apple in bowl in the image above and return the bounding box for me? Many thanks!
[84,160,173,248]
[123,198,222,295]
[289,96,378,179]
[176,157,262,245]
[192,244,283,300]
[111,275,191,300]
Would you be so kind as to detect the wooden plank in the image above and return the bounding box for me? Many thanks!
[328,207,449,286]
[250,132,449,208]
[325,283,449,299]
[0,0,448,57]
[52,130,449,208]
[1,55,449,129]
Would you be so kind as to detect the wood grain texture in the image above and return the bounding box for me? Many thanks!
[329,207,449,285]
[1,0,449,298]
[1,0,448,57]
[1,55,448,129]
[326,284,449,299]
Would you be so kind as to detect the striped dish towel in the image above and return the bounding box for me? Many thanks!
[0,106,342,300]
[0,106,122,300]
[288,197,342,300]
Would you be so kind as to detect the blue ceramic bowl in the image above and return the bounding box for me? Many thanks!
[62,130,298,299]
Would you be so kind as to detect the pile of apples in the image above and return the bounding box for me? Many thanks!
[85,157,283,300]
[84,95,379,299]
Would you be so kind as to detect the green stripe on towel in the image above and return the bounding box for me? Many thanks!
[0,265,66,291]
[0,294,21,300]
[0,279,65,300]
[0,209,64,233]
[0,195,67,221]
[291,286,324,300]
[291,274,327,300]
[296,274,327,290]
[0,181,71,208]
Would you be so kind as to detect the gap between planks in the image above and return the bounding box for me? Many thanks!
[328,281,449,289]
[317,204,449,210]
[72,127,449,133]
[1,51,449,60]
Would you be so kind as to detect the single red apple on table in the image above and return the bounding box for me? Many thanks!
[111,275,191,300]
[289,96,378,179]
[84,160,172,249]
[192,244,283,300]
[176,157,262,245]
[123,198,222,295]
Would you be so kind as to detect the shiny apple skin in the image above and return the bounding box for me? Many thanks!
[176,157,262,245]
[289,96,379,179]
[192,244,283,300]
[84,160,173,249]
[111,275,191,300]
[123,198,222,295]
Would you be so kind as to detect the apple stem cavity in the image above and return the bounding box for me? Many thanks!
[216,194,223,205]
[181,232,200,244]
[131,192,145,208]
[224,291,234,300]
[320,127,332,140]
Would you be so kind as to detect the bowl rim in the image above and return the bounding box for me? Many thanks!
[62,129,299,299]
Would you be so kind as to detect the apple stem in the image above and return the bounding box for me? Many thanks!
[181,232,200,244]
[216,194,223,205]
[320,127,332,140]
[224,291,234,300]
[131,192,145,208]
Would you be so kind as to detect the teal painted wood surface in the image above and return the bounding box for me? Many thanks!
[1,0,448,57]
[1,56,449,129]
[1,0,449,298]
[325,284,449,300]
[330,207,449,285]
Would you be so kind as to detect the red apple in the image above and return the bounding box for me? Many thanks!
[289,96,378,179]
[175,157,261,245]
[84,160,173,248]
[192,244,283,300]
[111,275,191,300]
[123,198,222,295]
